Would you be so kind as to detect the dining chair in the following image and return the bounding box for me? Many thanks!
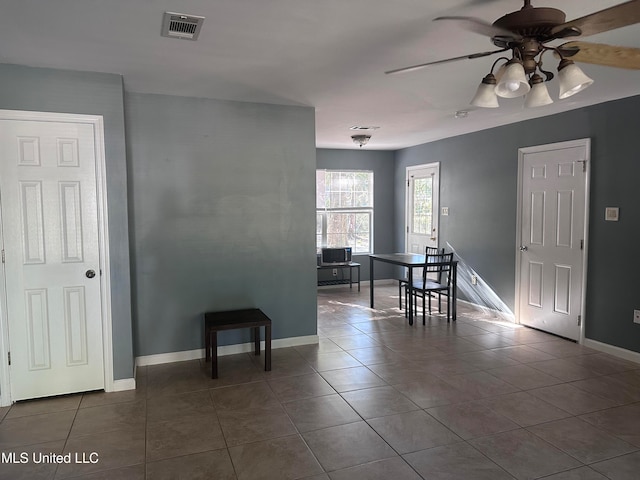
[410,252,454,323]
[398,247,441,312]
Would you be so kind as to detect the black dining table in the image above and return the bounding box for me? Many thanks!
[369,253,457,325]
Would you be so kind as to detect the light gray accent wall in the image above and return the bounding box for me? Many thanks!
[316,149,396,281]
[396,95,640,353]
[126,93,317,356]
[0,63,134,380]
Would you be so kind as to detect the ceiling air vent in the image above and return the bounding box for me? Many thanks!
[349,126,381,132]
[161,12,205,41]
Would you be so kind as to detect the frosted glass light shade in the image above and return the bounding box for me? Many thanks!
[558,60,593,99]
[495,61,530,98]
[524,75,553,108]
[470,74,499,108]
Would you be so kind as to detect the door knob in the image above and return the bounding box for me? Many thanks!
[86,269,96,279]
[519,246,528,252]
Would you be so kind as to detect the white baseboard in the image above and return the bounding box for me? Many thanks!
[135,334,319,367]
[582,338,640,365]
[369,279,395,286]
[457,299,516,323]
[317,279,397,289]
[459,301,640,365]
[111,378,136,392]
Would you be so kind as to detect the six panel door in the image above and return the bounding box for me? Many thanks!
[0,118,104,401]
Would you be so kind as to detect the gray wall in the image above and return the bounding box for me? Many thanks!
[396,95,640,353]
[316,149,396,281]
[0,64,134,380]
[126,93,317,356]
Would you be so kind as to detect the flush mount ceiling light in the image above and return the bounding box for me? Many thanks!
[351,135,372,147]
[385,0,640,109]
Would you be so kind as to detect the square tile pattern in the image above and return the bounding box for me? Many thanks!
[2,285,640,479]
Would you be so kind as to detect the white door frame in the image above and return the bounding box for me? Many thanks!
[514,138,591,344]
[0,109,114,406]
[405,162,440,253]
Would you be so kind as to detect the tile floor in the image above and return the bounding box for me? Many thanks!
[2,285,640,479]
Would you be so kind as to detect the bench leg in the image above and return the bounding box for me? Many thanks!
[264,324,271,372]
[254,326,260,356]
[211,330,218,379]
[205,326,210,362]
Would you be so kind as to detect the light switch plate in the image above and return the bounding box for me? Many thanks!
[441,207,449,216]
[605,207,619,221]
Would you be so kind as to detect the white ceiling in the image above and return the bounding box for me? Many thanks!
[2,0,639,149]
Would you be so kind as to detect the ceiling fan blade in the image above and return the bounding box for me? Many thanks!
[551,0,640,38]
[433,16,522,42]
[385,48,508,75]
[557,41,640,70]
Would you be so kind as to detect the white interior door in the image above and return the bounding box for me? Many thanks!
[406,163,439,254]
[516,139,590,341]
[0,118,105,401]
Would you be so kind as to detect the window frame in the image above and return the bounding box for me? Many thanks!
[316,169,374,255]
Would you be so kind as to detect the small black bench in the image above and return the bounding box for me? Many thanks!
[204,308,272,379]
[317,262,361,291]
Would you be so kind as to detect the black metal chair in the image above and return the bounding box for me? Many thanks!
[397,246,441,312]
[409,252,454,323]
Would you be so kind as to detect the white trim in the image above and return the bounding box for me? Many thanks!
[93,116,115,392]
[0,196,10,406]
[514,138,591,343]
[457,298,516,323]
[317,279,394,290]
[405,162,440,253]
[583,338,640,365]
[0,110,113,405]
[137,349,204,367]
[112,378,136,392]
[370,279,395,286]
[136,335,320,367]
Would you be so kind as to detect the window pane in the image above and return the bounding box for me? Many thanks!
[326,212,371,253]
[316,171,327,208]
[412,177,433,235]
[316,213,323,250]
[321,170,372,209]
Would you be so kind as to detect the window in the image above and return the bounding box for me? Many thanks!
[316,170,373,254]
[411,176,433,235]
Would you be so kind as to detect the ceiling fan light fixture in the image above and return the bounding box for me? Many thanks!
[495,59,530,98]
[385,0,635,122]
[351,134,371,147]
[557,59,594,99]
[470,73,499,108]
[524,74,554,108]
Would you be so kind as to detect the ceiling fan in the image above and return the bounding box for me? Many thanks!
[386,0,640,108]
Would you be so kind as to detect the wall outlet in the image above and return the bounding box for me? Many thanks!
[471,275,478,285]
[634,310,640,324]
[332,268,338,276]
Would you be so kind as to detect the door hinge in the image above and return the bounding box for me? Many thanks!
[577,315,582,326]
[1,249,4,263]
[576,159,587,173]
[7,352,10,366]
[406,226,409,233]
[580,239,584,250]
[407,179,410,187]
